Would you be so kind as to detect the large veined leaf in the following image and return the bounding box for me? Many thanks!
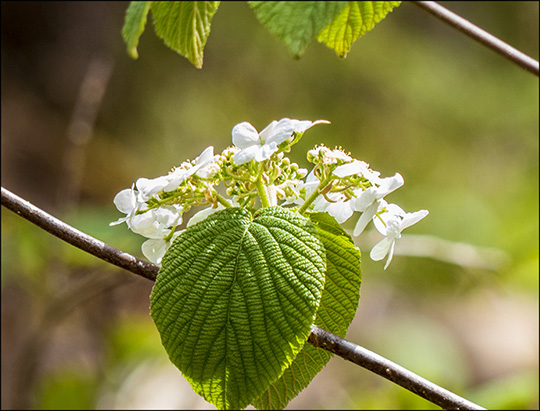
[253,212,362,409]
[151,1,221,68]
[122,1,401,65]
[150,207,326,409]
[318,1,401,57]
[122,1,152,59]
[249,1,348,58]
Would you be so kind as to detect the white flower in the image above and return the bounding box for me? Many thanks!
[163,146,216,192]
[136,175,171,198]
[130,205,183,239]
[186,204,225,227]
[191,146,217,178]
[110,185,148,227]
[162,167,190,193]
[308,146,352,165]
[142,230,183,265]
[352,173,404,236]
[281,177,315,206]
[370,203,429,269]
[333,160,381,184]
[303,169,356,223]
[232,118,329,165]
[186,198,238,227]
[285,168,320,206]
[323,148,351,164]
[314,192,356,223]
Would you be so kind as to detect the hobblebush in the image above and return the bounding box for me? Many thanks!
[110,118,428,409]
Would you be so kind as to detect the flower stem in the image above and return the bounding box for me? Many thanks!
[215,192,233,208]
[256,175,270,208]
[297,174,334,215]
[256,163,271,208]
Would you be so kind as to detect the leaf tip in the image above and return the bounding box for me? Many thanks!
[127,47,139,60]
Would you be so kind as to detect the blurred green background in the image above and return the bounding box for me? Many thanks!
[1,1,538,409]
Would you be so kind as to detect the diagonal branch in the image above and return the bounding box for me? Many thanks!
[411,1,539,77]
[1,186,485,410]
[309,325,484,410]
[1,187,158,281]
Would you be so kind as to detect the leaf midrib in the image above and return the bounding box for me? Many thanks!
[221,218,251,407]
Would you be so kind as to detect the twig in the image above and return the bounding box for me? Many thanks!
[411,1,539,76]
[1,187,158,281]
[309,325,484,410]
[1,186,485,410]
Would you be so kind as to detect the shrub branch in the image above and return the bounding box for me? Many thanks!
[1,186,485,410]
[412,1,539,76]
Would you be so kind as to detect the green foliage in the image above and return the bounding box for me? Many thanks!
[150,207,327,409]
[254,212,362,409]
[248,1,348,58]
[122,1,152,59]
[121,1,401,66]
[122,1,220,67]
[151,1,221,68]
[317,1,402,57]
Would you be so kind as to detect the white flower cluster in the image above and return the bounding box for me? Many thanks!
[111,118,428,269]
[110,146,220,264]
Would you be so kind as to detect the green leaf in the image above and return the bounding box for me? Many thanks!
[254,212,362,409]
[151,1,221,68]
[150,207,326,410]
[249,1,348,58]
[122,1,153,59]
[317,1,402,58]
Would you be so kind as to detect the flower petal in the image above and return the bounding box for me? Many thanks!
[156,205,183,227]
[136,175,170,197]
[258,120,279,141]
[354,188,377,212]
[232,122,260,148]
[130,210,174,239]
[401,209,429,230]
[377,173,404,197]
[384,203,406,218]
[325,199,355,224]
[196,146,214,165]
[141,238,169,265]
[383,241,396,270]
[353,200,379,236]
[113,188,136,214]
[109,216,129,226]
[293,119,330,133]
[370,236,394,261]
[372,201,394,235]
[263,118,297,145]
[255,141,278,162]
[191,146,216,178]
[187,205,222,227]
[333,161,362,178]
[233,144,260,165]
[163,168,188,192]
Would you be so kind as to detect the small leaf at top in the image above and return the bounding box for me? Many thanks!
[122,1,153,59]
[151,207,326,409]
[317,1,402,58]
[253,212,361,409]
[150,1,221,68]
[249,1,348,58]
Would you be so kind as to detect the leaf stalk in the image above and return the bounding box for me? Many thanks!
[297,173,334,215]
